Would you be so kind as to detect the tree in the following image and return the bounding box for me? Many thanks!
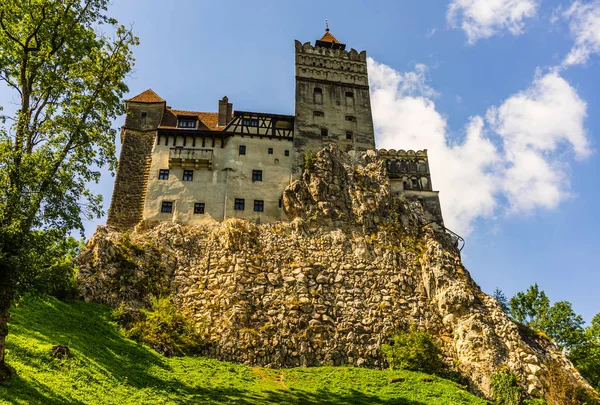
[540,301,585,349]
[509,283,550,329]
[493,287,510,314]
[569,313,600,390]
[0,0,137,380]
[509,284,585,350]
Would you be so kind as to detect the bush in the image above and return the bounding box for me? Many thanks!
[16,233,81,299]
[114,297,205,357]
[523,399,548,405]
[490,371,521,405]
[381,325,443,374]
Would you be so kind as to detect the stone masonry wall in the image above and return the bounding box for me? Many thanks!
[80,146,598,403]
[106,130,156,230]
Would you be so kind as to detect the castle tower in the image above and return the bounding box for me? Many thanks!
[293,25,375,171]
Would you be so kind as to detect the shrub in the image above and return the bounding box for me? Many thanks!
[490,371,521,405]
[523,399,548,405]
[114,297,205,357]
[381,325,443,374]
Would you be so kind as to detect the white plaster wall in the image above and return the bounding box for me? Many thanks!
[143,135,293,225]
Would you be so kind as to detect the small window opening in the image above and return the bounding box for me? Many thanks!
[314,87,322,94]
[141,111,147,122]
[284,150,290,157]
[194,202,205,214]
[279,198,283,208]
[411,178,418,189]
[252,170,263,182]
[234,198,245,211]
[159,169,169,180]
[268,147,273,154]
[321,128,328,137]
[239,145,246,155]
[161,201,173,213]
[242,118,258,127]
[183,170,193,181]
[345,116,357,123]
[346,131,353,140]
[254,200,264,212]
[178,119,196,128]
[345,91,354,98]
[313,111,324,117]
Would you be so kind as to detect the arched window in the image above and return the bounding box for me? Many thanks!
[314,87,323,104]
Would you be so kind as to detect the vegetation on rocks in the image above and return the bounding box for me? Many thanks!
[382,326,443,375]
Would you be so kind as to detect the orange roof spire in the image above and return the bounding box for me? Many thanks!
[319,19,340,44]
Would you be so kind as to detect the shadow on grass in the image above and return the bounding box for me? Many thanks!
[259,388,427,405]
[4,297,197,398]
[1,374,87,405]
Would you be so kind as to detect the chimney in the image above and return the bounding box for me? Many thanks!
[218,96,233,127]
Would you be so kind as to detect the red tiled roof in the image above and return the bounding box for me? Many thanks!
[159,109,226,131]
[320,31,340,44]
[128,89,165,103]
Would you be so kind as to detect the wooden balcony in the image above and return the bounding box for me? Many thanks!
[169,147,213,170]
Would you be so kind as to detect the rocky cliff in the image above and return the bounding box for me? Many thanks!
[77,146,598,402]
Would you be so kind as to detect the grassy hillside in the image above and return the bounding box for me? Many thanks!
[0,297,488,405]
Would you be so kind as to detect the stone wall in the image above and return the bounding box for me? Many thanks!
[106,129,156,230]
[82,146,598,403]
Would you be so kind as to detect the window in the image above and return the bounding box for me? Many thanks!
[252,170,263,182]
[321,128,328,137]
[314,87,323,104]
[159,169,169,180]
[161,201,173,213]
[345,116,357,122]
[194,202,205,214]
[284,150,289,157]
[345,91,354,98]
[268,148,273,154]
[242,118,258,127]
[411,178,418,189]
[346,131,353,140]
[254,200,264,212]
[279,198,283,208]
[178,119,196,128]
[141,111,147,122]
[313,111,324,117]
[183,170,193,181]
[239,145,246,155]
[234,198,245,211]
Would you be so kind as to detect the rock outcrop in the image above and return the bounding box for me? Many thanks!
[77,146,598,403]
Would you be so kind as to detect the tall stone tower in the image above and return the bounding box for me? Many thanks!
[293,25,375,172]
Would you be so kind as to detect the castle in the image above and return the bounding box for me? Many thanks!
[107,28,443,229]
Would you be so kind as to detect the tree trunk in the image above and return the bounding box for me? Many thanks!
[0,271,13,382]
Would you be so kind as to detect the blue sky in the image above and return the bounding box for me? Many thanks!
[60,1,600,322]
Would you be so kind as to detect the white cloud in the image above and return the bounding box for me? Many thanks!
[562,1,600,66]
[369,59,501,235]
[368,59,591,235]
[487,71,589,212]
[447,0,541,44]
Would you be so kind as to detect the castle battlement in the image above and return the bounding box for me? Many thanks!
[107,28,444,230]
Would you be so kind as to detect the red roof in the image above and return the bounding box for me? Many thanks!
[128,89,165,103]
[159,109,226,131]
[320,31,340,44]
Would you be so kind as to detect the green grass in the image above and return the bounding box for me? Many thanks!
[0,296,489,404]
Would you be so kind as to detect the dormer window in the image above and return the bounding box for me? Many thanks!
[178,119,196,128]
[242,118,259,127]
